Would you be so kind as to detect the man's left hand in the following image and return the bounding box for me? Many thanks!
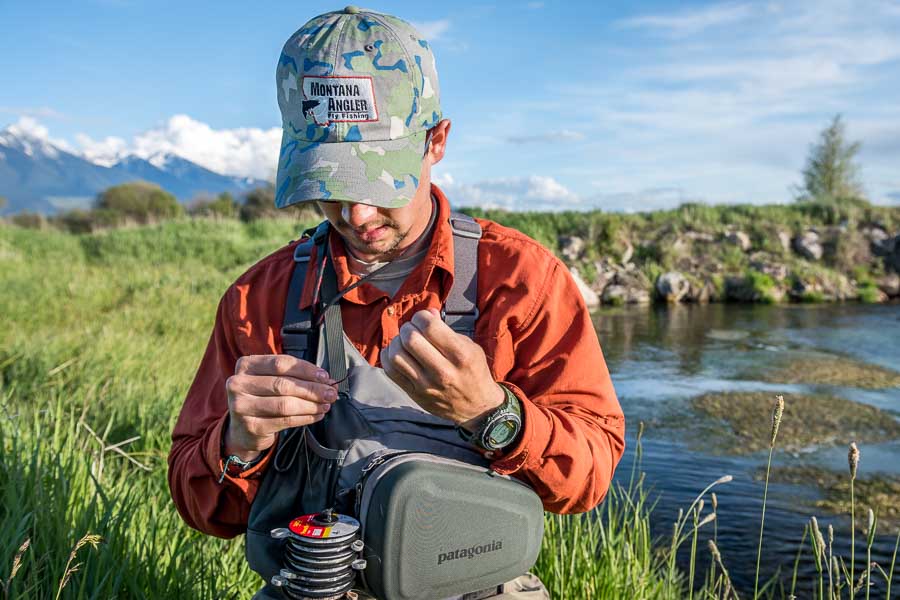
[380,308,504,427]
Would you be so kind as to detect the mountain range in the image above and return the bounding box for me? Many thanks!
[0,125,266,215]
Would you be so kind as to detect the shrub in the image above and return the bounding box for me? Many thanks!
[96,181,183,223]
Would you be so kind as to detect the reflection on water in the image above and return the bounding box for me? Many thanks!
[594,303,900,594]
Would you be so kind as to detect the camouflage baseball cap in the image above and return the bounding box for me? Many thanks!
[274,6,442,209]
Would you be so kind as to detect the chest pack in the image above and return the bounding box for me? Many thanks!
[245,213,544,600]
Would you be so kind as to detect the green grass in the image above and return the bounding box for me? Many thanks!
[2,219,899,599]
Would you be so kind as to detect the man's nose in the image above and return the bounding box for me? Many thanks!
[341,202,378,228]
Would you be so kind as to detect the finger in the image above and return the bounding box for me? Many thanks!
[398,321,450,375]
[409,310,468,363]
[231,394,332,419]
[381,343,422,389]
[235,354,330,383]
[242,412,329,436]
[228,374,338,403]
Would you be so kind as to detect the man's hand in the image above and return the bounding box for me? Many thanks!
[224,355,338,461]
[380,308,505,427]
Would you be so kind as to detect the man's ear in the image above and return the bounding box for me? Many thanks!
[425,119,451,166]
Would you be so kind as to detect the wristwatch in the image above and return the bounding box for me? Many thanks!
[457,384,523,452]
[218,434,270,483]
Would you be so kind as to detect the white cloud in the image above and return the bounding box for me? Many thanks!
[3,116,75,155]
[617,2,755,37]
[411,19,451,41]
[434,173,581,211]
[75,115,281,180]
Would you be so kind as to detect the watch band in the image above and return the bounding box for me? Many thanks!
[218,429,270,483]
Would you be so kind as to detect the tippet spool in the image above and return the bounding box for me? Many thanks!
[270,509,366,600]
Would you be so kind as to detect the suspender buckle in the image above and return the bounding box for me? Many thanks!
[441,307,480,321]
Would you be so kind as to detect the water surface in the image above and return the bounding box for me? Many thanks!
[595,303,900,594]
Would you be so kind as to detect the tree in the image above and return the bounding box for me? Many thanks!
[797,114,864,202]
[95,181,183,223]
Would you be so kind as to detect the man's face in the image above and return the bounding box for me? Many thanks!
[317,178,432,263]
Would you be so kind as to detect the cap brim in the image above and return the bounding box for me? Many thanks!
[274,129,427,209]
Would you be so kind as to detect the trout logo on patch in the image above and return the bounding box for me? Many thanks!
[302,76,378,126]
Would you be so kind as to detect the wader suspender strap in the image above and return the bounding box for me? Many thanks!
[443,214,482,338]
[280,211,482,377]
[280,222,329,362]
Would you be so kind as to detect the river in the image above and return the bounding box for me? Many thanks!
[595,303,900,596]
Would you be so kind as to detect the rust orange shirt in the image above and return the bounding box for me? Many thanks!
[168,185,625,539]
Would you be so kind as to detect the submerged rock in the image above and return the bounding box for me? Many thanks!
[756,354,900,389]
[690,391,900,455]
[764,466,900,530]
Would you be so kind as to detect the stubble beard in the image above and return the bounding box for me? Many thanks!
[343,220,410,262]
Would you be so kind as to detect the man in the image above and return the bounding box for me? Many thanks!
[168,6,624,599]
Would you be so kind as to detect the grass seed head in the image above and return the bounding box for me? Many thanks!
[849,442,860,480]
[811,517,826,560]
[708,539,722,561]
[10,538,31,582]
[711,492,718,511]
[770,395,784,447]
[698,512,716,528]
[867,508,876,545]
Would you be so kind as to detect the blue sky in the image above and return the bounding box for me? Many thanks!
[2,0,899,211]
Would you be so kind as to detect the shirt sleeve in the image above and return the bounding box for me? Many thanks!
[488,259,626,514]
[167,287,273,539]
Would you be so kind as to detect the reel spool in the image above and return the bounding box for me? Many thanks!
[270,509,367,600]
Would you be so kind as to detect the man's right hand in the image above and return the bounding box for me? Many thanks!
[224,355,338,461]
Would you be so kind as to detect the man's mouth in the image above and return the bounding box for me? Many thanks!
[354,224,389,243]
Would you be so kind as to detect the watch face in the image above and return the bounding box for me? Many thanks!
[484,417,521,449]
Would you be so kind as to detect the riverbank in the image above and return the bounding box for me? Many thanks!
[462,198,900,307]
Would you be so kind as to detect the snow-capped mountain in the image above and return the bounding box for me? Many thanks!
[0,125,267,215]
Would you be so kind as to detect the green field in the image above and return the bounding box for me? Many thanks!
[1,219,896,599]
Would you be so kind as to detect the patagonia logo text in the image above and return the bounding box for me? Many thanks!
[437,540,503,565]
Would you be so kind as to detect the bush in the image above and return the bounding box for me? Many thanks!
[9,211,46,229]
[96,181,183,223]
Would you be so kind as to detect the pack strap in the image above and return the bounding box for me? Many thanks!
[444,212,482,338]
[281,222,329,361]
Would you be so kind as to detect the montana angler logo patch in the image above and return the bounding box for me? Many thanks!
[437,540,503,565]
[302,75,378,126]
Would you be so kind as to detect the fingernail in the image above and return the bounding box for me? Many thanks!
[325,389,337,401]
[322,403,331,412]
[316,370,329,381]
